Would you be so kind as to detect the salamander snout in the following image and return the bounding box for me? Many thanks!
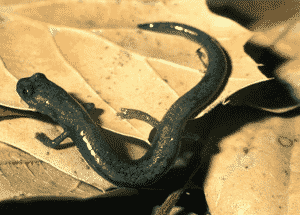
[16,73,48,100]
[16,77,35,99]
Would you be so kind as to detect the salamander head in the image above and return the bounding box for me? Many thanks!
[16,73,66,115]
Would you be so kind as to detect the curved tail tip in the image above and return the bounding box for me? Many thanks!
[137,23,152,29]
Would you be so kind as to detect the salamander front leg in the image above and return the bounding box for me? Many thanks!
[35,131,70,149]
[35,102,95,149]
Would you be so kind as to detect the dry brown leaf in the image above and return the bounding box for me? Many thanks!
[0,142,102,200]
[204,115,299,214]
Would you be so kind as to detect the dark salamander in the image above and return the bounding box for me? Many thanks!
[16,22,229,188]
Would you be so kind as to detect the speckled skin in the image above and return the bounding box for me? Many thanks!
[16,22,229,188]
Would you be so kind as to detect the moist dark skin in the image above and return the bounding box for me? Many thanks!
[16,22,229,188]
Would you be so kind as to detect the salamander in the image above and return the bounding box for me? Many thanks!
[16,22,230,188]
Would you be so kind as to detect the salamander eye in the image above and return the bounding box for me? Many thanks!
[22,85,34,96]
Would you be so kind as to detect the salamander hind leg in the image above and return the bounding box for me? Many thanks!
[117,108,159,142]
[116,108,201,142]
[196,48,209,69]
[116,108,159,128]
[36,131,71,149]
